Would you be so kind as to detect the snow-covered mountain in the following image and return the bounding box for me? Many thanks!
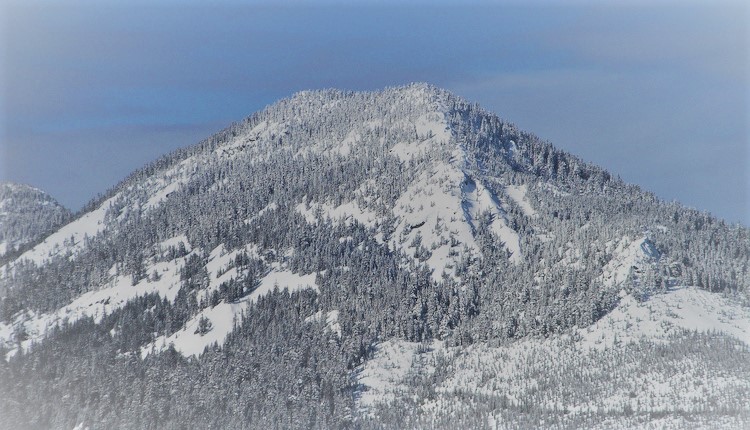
[0,84,748,429]
[0,182,70,259]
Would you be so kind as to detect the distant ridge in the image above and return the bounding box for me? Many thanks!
[0,182,70,258]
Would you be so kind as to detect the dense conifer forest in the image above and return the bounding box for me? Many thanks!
[0,85,747,429]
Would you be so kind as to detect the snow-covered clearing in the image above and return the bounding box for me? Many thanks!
[2,251,190,359]
[305,309,341,337]
[390,163,473,281]
[580,286,750,349]
[157,234,191,253]
[600,235,660,288]
[3,194,120,270]
[390,112,452,162]
[1,235,194,358]
[141,267,319,358]
[292,164,525,283]
[357,286,750,417]
[356,339,423,411]
[505,184,537,217]
[143,180,182,211]
[197,243,261,303]
[461,177,521,264]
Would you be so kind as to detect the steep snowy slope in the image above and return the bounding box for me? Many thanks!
[357,285,750,428]
[0,182,70,258]
[0,84,748,429]
[0,84,529,349]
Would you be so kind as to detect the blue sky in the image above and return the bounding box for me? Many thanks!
[1,1,748,224]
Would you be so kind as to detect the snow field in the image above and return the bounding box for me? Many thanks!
[197,243,261,303]
[579,286,750,350]
[356,339,422,410]
[357,286,750,418]
[295,200,378,229]
[2,193,121,271]
[305,309,341,337]
[1,235,193,358]
[461,177,522,264]
[2,234,311,360]
[141,265,319,358]
[599,236,660,289]
[505,184,537,218]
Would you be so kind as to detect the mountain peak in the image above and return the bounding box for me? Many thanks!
[283,82,456,117]
[0,182,70,257]
[1,85,748,429]
[0,182,46,196]
[386,81,453,101]
[290,82,447,99]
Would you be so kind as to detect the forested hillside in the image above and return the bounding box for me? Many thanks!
[0,84,747,429]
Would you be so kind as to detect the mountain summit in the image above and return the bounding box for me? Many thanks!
[0,182,69,259]
[0,84,748,429]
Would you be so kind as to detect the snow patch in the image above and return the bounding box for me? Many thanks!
[305,309,341,337]
[295,200,378,228]
[356,339,422,410]
[386,166,522,282]
[142,267,319,358]
[505,184,537,217]
[338,130,360,156]
[157,235,191,253]
[414,113,451,143]
[244,202,279,225]
[600,236,660,289]
[391,163,474,281]
[5,193,120,269]
[143,181,181,211]
[462,177,521,264]
[141,300,246,359]
[198,243,261,303]
[579,286,750,350]
[390,112,452,162]
[2,252,190,356]
[253,266,319,298]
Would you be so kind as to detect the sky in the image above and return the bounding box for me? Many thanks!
[1,1,748,225]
